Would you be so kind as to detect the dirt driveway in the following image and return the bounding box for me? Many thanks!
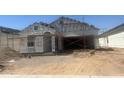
[1,48,124,76]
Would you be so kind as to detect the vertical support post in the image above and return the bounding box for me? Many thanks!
[58,36,63,51]
[52,35,55,52]
[41,36,44,52]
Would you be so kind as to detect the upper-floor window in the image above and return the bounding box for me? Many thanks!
[34,26,38,30]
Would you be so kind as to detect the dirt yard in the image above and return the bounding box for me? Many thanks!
[1,48,124,76]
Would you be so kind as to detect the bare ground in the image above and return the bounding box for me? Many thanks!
[1,48,124,76]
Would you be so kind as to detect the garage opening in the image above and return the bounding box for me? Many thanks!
[63,36,95,50]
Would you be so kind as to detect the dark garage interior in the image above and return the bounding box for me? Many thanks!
[63,36,95,50]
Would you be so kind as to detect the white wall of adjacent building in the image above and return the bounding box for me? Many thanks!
[98,31,124,48]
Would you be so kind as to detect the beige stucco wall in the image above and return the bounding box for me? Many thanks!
[20,23,56,53]
[0,31,20,51]
[0,32,8,48]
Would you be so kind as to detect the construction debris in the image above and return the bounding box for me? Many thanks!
[72,49,95,58]
[0,48,21,62]
[0,65,5,72]
[0,48,21,71]
[0,48,21,63]
[7,59,16,63]
[1,48,124,75]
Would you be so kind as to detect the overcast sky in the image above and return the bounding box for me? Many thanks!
[0,15,124,31]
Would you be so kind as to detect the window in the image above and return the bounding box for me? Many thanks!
[27,36,35,47]
[34,26,38,30]
[28,42,34,47]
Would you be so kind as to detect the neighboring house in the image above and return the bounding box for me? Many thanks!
[98,23,124,48]
[20,17,99,53]
[0,26,20,51]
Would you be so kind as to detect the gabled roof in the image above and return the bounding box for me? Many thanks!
[23,22,55,31]
[99,23,124,37]
[0,26,20,34]
[50,16,99,30]
[39,22,55,28]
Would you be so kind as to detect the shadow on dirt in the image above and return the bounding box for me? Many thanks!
[95,48,114,51]
[56,48,114,56]
[0,65,5,72]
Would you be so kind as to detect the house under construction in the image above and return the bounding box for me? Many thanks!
[20,17,99,53]
[0,17,99,53]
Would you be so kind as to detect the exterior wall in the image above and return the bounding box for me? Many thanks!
[20,23,56,53]
[0,31,20,51]
[43,34,52,52]
[13,38,21,51]
[0,32,8,48]
[20,35,56,53]
[108,31,124,48]
[63,30,98,37]
[98,31,124,48]
[20,37,28,53]
[35,36,43,52]
[98,37,108,48]
[94,37,99,48]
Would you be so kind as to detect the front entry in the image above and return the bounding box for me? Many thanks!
[43,32,52,52]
